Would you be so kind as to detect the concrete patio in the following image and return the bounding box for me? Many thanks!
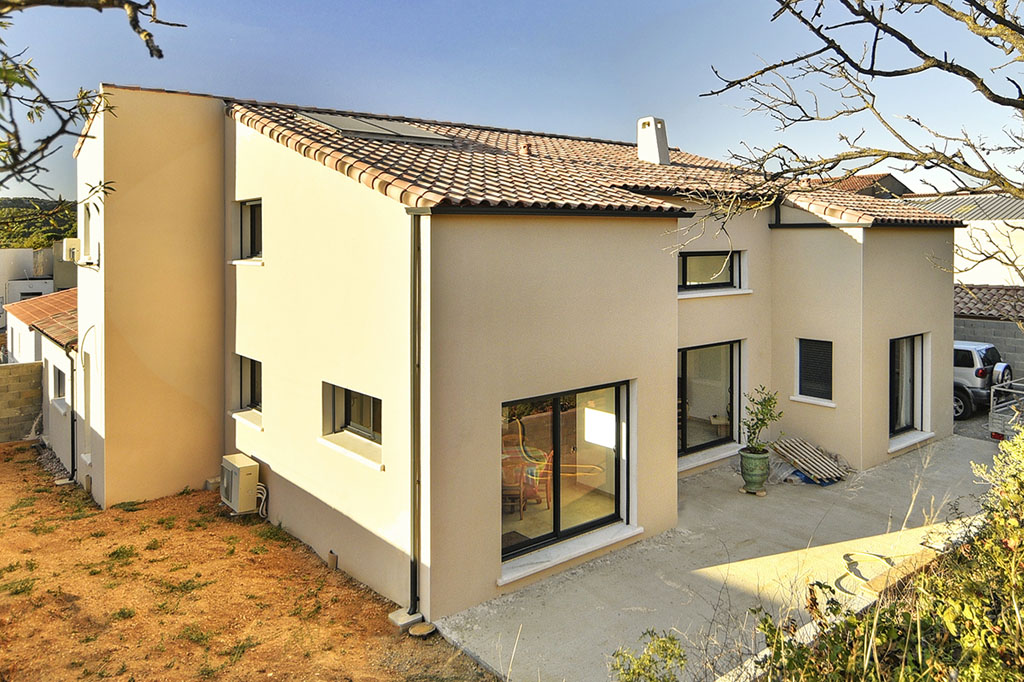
[436,434,999,681]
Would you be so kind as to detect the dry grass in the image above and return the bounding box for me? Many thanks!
[0,440,495,681]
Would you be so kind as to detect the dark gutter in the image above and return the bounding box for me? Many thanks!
[406,206,694,218]
[408,213,422,616]
[64,344,76,480]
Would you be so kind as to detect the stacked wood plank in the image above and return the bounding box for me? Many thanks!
[771,437,848,484]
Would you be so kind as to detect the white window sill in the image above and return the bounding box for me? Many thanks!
[498,523,644,586]
[678,441,742,472]
[317,432,384,471]
[888,430,935,454]
[790,395,837,409]
[229,258,264,267]
[677,288,753,300]
[52,398,69,416]
[231,408,264,432]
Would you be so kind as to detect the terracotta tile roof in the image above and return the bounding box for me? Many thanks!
[3,288,77,348]
[785,188,962,226]
[76,85,958,225]
[809,173,893,193]
[226,102,769,213]
[954,284,1024,320]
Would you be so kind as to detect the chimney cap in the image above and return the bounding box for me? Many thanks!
[637,116,670,165]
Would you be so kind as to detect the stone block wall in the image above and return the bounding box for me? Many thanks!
[955,317,1024,371]
[0,361,41,442]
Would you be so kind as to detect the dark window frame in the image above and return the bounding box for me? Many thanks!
[501,381,626,561]
[798,338,833,401]
[340,388,382,444]
[240,200,262,260]
[53,367,65,399]
[678,251,738,291]
[678,340,740,456]
[889,334,921,436]
[240,356,262,411]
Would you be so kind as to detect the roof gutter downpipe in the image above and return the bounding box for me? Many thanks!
[64,344,76,481]
[408,212,422,617]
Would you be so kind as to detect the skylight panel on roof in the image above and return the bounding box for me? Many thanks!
[301,112,452,145]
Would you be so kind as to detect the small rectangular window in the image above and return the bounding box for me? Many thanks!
[241,201,262,259]
[798,339,833,400]
[678,252,737,290]
[953,349,973,368]
[325,383,382,443]
[53,367,65,399]
[240,356,262,411]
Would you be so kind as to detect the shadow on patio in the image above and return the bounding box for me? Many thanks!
[437,434,997,682]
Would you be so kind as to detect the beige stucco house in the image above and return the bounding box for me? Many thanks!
[63,84,960,622]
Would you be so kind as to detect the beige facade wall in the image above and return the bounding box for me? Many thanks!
[862,228,954,465]
[76,86,226,507]
[227,120,414,607]
[770,227,866,467]
[424,213,680,618]
[675,208,774,462]
[40,340,73,472]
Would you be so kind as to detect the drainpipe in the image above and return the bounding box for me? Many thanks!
[408,213,422,616]
[64,344,76,480]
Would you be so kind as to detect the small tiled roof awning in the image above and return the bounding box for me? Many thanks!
[3,288,77,348]
[954,284,1024,321]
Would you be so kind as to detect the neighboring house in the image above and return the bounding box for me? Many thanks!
[0,248,53,330]
[812,172,912,198]
[905,192,1024,287]
[64,84,959,622]
[3,288,77,474]
[33,242,78,291]
[953,284,1024,370]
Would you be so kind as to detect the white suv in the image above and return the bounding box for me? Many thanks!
[954,340,1012,420]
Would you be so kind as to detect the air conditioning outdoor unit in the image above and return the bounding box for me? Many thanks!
[221,453,258,514]
[61,238,80,262]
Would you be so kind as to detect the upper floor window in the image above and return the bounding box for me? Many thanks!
[678,251,738,291]
[325,383,382,444]
[241,201,262,259]
[797,338,833,401]
[240,356,262,411]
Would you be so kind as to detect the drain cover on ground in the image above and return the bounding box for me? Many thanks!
[409,622,436,638]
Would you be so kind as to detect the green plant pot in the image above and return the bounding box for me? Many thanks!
[739,448,769,496]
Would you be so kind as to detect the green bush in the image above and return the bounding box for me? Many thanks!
[756,429,1024,680]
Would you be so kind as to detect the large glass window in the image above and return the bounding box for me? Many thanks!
[890,335,920,435]
[678,252,738,291]
[678,342,737,455]
[501,383,624,560]
[324,384,382,444]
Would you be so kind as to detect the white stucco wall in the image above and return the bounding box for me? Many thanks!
[7,316,40,363]
[40,340,74,472]
[0,249,35,328]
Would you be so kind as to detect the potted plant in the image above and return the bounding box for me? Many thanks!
[739,385,783,496]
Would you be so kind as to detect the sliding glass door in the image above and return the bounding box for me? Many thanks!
[500,383,624,560]
[889,335,919,435]
[678,342,737,455]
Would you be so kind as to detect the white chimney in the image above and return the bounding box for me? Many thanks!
[637,116,670,165]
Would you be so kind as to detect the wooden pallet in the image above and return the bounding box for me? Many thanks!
[771,437,847,484]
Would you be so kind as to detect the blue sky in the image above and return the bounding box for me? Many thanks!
[1,0,1012,198]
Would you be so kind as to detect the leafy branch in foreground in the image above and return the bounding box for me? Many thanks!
[0,1,184,195]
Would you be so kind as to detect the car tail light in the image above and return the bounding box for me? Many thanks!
[976,367,988,378]
[992,432,1005,440]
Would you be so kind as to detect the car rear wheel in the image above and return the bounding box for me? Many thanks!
[954,388,974,421]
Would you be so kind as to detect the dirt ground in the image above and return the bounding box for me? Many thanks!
[0,440,497,681]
